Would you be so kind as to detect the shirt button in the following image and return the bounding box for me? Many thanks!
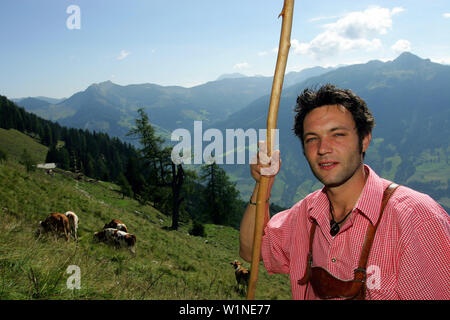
[331,258,337,263]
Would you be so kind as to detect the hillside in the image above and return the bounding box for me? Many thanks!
[0,128,47,163]
[0,157,290,299]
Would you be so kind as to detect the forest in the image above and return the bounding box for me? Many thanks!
[0,95,248,230]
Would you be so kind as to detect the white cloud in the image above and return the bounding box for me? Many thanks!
[233,62,249,69]
[391,39,411,54]
[324,6,403,39]
[308,15,341,23]
[257,51,268,56]
[444,13,450,18]
[295,6,404,59]
[391,7,405,15]
[117,50,131,60]
[430,56,450,65]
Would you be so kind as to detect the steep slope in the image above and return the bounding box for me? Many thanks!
[0,159,290,299]
[0,128,48,163]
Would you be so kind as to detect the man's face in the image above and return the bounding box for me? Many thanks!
[302,104,370,188]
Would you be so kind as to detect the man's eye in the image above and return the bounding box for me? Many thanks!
[305,137,317,143]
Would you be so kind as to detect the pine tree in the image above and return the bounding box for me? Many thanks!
[20,149,35,172]
[0,149,7,163]
[117,173,134,199]
[85,154,96,178]
[125,156,145,197]
[59,148,70,170]
[127,108,185,230]
[45,145,58,163]
[200,161,244,227]
[96,157,109,181]
[127,108,164,161]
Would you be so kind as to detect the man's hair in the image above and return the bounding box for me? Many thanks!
[293,84,375,154]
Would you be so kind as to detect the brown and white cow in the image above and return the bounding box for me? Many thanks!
[103,219,128,233]
[94,228,136,253]
[230,260,250,292]
[38,213,70,240]
[65,211,79,241]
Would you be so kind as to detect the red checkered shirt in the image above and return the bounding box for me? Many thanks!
[262,165,450,299]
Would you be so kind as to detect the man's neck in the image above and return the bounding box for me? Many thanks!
[326,165,368,221]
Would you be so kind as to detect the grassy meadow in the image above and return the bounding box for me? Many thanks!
[0,157,291,300]
[0,128,48,163]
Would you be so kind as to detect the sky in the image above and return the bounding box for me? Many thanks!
[1,0,450,99]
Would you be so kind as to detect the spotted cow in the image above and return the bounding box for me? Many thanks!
[65,211,79,241]
[38,213,70,240]
[103,219,128,233]
[94,228,136,253]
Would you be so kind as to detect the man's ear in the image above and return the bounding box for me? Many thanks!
[362,133,372,153]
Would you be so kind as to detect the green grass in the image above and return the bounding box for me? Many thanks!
[0,128,48,163]
[407,148,450,185]
[0,159,291,300]
[381,155,402,181]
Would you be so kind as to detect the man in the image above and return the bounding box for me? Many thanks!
[239,84,450,299]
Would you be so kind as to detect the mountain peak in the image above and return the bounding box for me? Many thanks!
[216,73,247,81]
[86,80,118,92]
[98,80,117,87]
[393,52,428,65]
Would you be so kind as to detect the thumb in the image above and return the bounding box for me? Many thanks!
[272,150,280,164]
[261,149,280,176]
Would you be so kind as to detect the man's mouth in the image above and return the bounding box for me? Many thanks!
[319,161,339,169]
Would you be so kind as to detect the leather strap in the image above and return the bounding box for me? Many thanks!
[357,183,399,271]
[298,183,399,288]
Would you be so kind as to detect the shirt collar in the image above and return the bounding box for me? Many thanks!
[355,165,385,225]
[307,165,385,226]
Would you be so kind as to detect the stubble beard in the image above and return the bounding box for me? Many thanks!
[307,147,364,189]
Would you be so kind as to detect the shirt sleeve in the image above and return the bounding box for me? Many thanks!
[396,197,450,299]
[261,207,295,275]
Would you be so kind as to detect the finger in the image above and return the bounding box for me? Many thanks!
[258,140,267,154]
[272,150,280,163]
[258,141,270,165]
[250,151,258,165]
[261,149,281,176]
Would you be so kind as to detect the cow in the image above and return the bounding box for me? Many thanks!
[230,260,250,293]
[94,228,136,254]
[65,211,79,241]
[103,219,128,233]
[38,213,70,240]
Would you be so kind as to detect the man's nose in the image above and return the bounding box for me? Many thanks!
[318,137,332,155]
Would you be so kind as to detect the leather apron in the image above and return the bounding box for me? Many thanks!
[297,183,399,299]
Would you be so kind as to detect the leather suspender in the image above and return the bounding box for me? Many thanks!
[298,183,399,299]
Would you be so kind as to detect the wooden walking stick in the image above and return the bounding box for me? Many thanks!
[246,0,295,300]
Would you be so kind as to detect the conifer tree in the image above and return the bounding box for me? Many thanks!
[20,149,35,172]
[200,161,244,227]
[127,108,185,230]
[117,173,134,199]
[0,149,7,163]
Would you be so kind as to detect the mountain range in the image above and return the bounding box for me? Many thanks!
[14,66,332,143]
[13,52,450,211]
[212,52,450,210]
